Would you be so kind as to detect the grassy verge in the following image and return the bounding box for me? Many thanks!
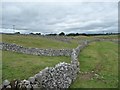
[70,41,118,88]
[2,50,70,82]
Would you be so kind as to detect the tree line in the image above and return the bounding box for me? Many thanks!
[6,32,120,36]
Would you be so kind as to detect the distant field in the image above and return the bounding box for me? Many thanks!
[93,35,119,39]
[73,35,118,39]
[2,34,78,49]
[2,50,70,82]
[2,34,118,49]
[70,41,118,88]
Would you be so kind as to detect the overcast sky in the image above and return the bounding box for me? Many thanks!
[1,2,118,34]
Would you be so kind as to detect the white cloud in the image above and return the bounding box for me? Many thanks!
[1,0,119,2]
[1,2,118,34]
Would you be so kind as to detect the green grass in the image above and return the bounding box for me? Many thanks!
[74,35,118,40]
[70,41,118,88]
[2,34,118,87]
[94,35,118,39]
[0,50,2,84]
[2,34,118,49]
[2,34,78,49]
[2,50,70,82]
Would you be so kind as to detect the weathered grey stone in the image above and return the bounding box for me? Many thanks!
[3,80,10,86]
[25,80,30,85]
[28,77,35,83]
[1,42,73,56]
[26,84,32,90]
[6,85,11,88]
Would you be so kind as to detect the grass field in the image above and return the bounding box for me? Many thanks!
[73,35,118,39]
[94,35,119,39]
[2,34,78,49]
[70,41,118,88]
[0,50,2,84]
[1,34,118,88]
[2,50,70,82]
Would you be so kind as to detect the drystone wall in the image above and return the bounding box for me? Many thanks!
[42,36,73,43]
[0,38,118,57]
[1,39,118,89]
[0,42,72,56]
[1,41,89,90]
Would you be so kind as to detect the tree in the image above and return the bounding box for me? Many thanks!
[59,32,65,36]
[15,32,20,34]
[36,33,41,35]
[46,33,57,36]
[30,33,34,35]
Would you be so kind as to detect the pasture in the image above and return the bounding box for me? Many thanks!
[1,34,118,88]
[70,41,118,88]
[2,50,70,82]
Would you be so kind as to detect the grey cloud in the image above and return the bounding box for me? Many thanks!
[1,2,118,34]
